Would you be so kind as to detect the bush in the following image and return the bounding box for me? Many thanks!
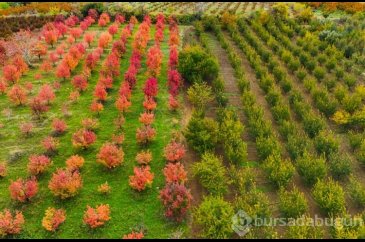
[96,143,124,169]
[163,141,186,163]
[0,209,24,237]
[83,204,110,229]
[296,152,327,186]
[279,187,308,218]
[9,178,38,203]
[163,162,187,184]
[129,166,154,192]
[218,108,247,164]
[42,207,66,232]
[234,188,271,220]
[263,153,295,188]
[328,152,352,180]
[135,150,152,165]
[313,66,325,81]
[228,166,256,195]
[286,215,324,239]
[187,82,213,112]
[65,155,84,171]
[193,196,234,239]
[178,45,219,84]
[192,152,229,195]
[314,130,339,157]
[71,129,97,149]
[159,183,192,222]
[185,113,219,154]
[27,154,52,176]
[255,135,281,160]
[312,178,346,216]
[286,134,310,161]
[303,115,324,138]
[48,169,82,199]
[348,176,365,208]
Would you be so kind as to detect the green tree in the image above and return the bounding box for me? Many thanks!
[178,45,219,84]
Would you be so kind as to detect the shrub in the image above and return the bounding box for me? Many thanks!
[296,152,327,186]
[71,129,97,149]
[255,135,281,160]
[263,154,295,188]
[185,114,219,154]
[328,152,352,180]
[20,122,34,136]
[193,196,234,239]
[143,77,158,98]
[48,169,82,199]
[163,141,185,163]
[303,115,324,138]
[187,82,213,112]
[81,118,99,131]
[83,204,110,229]
[159,182,193,223]
[27,154,52,176]
[72,75,88,92]
[0,209,24,237]
[97,182,111,195]
[136,126,156,145]
[312,178,346,216]
[42,136,59,154]
[192,152,229,195]
[286,215,324,239]
[228,166,256,195]
[163,162,187,184]
[314,130,339,157]
[96,143,124,169]
[178,45,219,84]
[42,207,66,232]
[129,166,154,192]
[123,231,144,239]
[138,112,154,126]
[313,66,325,81]
[115,96,131,114]
[8,85,27,106]
[348,176,365,208]
[135,150,152,165]
[279,187,308,218]
[52,118,67,135]
[9,178,38,202]
[65,155,84,171]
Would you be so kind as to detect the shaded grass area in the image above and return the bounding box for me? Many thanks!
[0,24,188,238]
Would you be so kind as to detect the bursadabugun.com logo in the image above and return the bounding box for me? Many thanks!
[232,210,364,237]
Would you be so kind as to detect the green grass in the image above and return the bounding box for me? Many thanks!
[0,23,189,238]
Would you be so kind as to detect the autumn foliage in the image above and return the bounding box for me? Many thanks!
[9,178,38,202]
[52,118,67,134]
[163,141,186,162]
[129,166,154,191]
[163,162,187,184]
[72,129,97,149]
[65,155,85,171]
[48,168,82,199]
[83,204,110,229]
[135,150,152,165]
[0,209,24,237]
[96,143,124,169]
[27,154,52,176]
[159,183,192,222]
[42,207,66,232]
